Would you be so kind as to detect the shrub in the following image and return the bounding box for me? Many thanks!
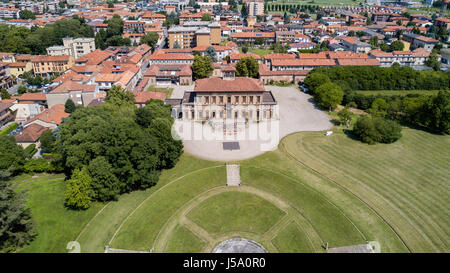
[353,116,402,144]
[23,144,37,158]
[0,122,18,136]
[23,158,53,173]
[64,167,93,210]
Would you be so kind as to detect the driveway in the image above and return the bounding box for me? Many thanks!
[178,86,333,162]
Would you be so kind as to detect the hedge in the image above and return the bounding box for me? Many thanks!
[0,122,18,136]
[24,144,37,158]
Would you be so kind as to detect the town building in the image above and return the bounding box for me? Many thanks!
[168,21,221,48]
[31,55,75,77]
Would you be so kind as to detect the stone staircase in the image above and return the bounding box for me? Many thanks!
[226,164,241,186]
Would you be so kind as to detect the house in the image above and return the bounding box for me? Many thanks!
[191,45,232,61]
[25,104,69,129]
[338,37,372,53]
[144,64,193,86]
[14,123,47,148]
[369,48,436,67]
[46,81,98,108]
[148,51,195,65]
[134,91,166,108]
[231,32,276,44]
[0,102,14,127]
[402,33,439,51]
[170,77,277,127]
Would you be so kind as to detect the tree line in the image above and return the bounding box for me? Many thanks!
[0,16,94,55]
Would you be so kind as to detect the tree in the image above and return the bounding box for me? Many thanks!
[380,42,389,52]
[0,135,25,175]
[353,116,402,144]
[241,3,248,19]
[235,57,259,78]
[423,91,450,134]
[64,99,76,113]
[337,107,352,128]
[39,129,54,152]
[314,82,344,111]
[201,13,212,21]
[425,54,441,71]
[0,178,35,252]
[369,36,378,48]
[19,9,36,20]
[173,40,181,49]
[0,88,10,99]
[141,32,159,50]
[369,98,388,117]
[242,46,249,53]
[304,72,331,93]
[389,40,404,52]
[205,46,217,62]
[64,167,93,209]
[192,55,213,80]
[87,157,120,202]
[283,12,290,24]
[105,85,136,107]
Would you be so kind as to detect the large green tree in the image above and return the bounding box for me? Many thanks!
[19,9,36,20]
[0,135,25,175]
[314,83,344,111]
[235,57,259,78]
[39,129,54,153]
[64,166,93,209]
[192,55,213,80]
[141,32,159,50]
[105,85,136,107]
[304,72,331,93]
[0,178,35,252]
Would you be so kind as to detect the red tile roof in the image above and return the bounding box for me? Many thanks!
[17,93,47,101]
[27,104,69,126]
[194,77,265,93]
[15,123,47,143]
[134,91,166,103]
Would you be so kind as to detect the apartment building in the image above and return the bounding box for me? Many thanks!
[46,38,95,60]
[369,48,437,67]
[246,0,264,17]
[168,21,221,48]
[31,55,75,77]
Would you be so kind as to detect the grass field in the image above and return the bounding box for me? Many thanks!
[11,122,449,253]
[282,129,450,252]
[146,85,173,98]
[355,90,442,96]
[187,191,286,235]
[239,48,273,58]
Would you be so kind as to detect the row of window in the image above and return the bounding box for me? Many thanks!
[200,95,261,104]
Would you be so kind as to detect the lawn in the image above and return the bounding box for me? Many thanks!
[165,225,205,253]
[282,128,450,252]
[187,191,286,235]
[11,124,448,253]
[12,174,104,253]
[272,221,313,253]
[146,85,173,98]
[354,90,442,96]
[239,48,273,58]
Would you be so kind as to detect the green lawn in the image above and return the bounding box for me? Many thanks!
[187,191,285,235]
[239,48,273,58]
[282,128,450,252]
[11,123,449,253]
[272,222,313,253]
[165,225,205,253]
[110,165,226,251]
[13,174,104,253]
[146,85,173,98]
[355,90,443,96]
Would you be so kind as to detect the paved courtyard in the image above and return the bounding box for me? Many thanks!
[174,86,332,161]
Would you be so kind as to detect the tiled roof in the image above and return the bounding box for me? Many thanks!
[194,77,265,93]
[272,59,336,67]
[263,53,296,60]
[231,32,275,38]
[149,53,194,60]
[229,52,261,60]
[336,59,380,66]
[15,123,47,143]
[31,55,70,62]
[134,91,166,103]
[17,93,47,101]
[75,49,113,65]
[27,104,69,126]
[50,81,96,94]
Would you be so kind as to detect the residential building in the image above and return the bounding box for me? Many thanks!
[46,81,98,108]
[369,48,437,67]
[14,123,47,149]
[144,64,193,86]
[0,102,14,127]
[168,21,221,48]
[31,55,75,77]
[25,104,69,129]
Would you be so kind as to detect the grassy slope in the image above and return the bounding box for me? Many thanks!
[187,191,285,235]
[165,225,205,253]
[13,175,104,253]
[77,154,222,253]
[283,129,450,252]
[272,221,313,253]
[110,165,226,251]
[240,166,366,248]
